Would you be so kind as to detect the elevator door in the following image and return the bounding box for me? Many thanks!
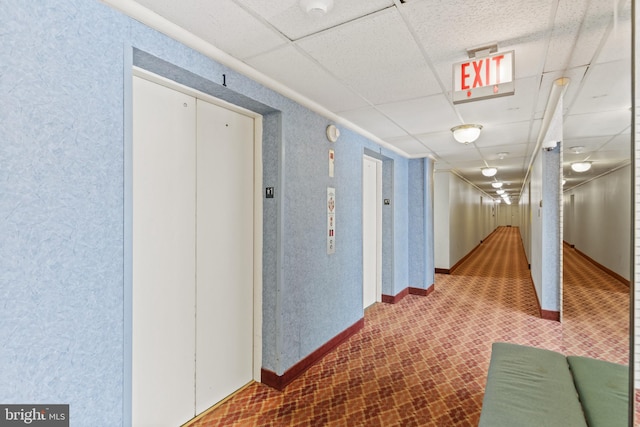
[363,156,382,308]
[132,75,255,426]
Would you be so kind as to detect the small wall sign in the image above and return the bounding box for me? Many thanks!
[327,187,335,254]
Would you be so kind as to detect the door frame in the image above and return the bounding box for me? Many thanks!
[362,155,382,308]
[125,67,263,422]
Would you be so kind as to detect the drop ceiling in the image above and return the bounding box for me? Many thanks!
[125,0,632,200]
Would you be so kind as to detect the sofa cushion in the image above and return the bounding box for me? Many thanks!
[478,342,588,427]
[567,356,628,427]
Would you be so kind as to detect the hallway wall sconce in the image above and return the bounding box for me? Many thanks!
[491,181,503,188]
[481,167,497,177]
[451,124,483,144]
[570,161,592,173]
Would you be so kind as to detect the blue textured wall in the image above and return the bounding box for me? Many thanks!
[0,1,127,424]
[408,160,425,287]
[0,1,430,425]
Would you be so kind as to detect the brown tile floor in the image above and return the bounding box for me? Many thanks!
[186,227,631,426]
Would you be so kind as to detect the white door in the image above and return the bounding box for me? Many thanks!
[132,75,256,425]
[362,156,382,308]
[195,99,255,413]
[132,76,197,426]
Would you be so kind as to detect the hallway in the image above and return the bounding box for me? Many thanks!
[187,226,630,426]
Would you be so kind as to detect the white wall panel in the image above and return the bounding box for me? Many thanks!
[563,165,631,281]
[434,171,450,269]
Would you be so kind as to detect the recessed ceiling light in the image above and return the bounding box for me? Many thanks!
[497,152,509,160]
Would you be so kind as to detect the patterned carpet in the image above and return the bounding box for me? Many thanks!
[186,226,631,426]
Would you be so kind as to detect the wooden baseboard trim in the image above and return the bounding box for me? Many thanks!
[572,246,630,286]
[435,268,450,274]
[261,318,364,391]
[382,288,409,304]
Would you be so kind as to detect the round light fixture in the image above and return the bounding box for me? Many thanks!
[299,0,334,17]
[571,161,592,173]
[496,189,505,195]
[451,124,483,144]
[569,146,585,154]
[481,167,497,177]
[326,124,340,142]
[491,181,503,188]
[497,152,509,160]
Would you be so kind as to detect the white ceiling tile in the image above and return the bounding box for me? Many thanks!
[134,0,285,58]
[376,94,458,135]
[384,136,432,156]
[544,0,590,72]
[237,0,394,41]
[478,142,530,160]
[455,76,539,126]
[414,131,458,155]
[246,45,369,112]
[296,8,441,104]
[564,110,631,139]
[340,106,407,139]
[402,0,553,64]
[569,60,631,115]
[475,122,534,148]
[596,3,631,63]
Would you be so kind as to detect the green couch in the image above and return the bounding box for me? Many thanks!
[478,342,628,427]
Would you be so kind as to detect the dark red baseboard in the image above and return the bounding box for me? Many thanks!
[382,284,434,303]
[261,318,364,391]
[382,287,408,304]
[528,272,560,322]
[572,245,630,286]
[410,284,434,297]
[541,309,560,321]
[435,268,450,274]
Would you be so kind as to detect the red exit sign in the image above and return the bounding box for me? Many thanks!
[453,50,514,104]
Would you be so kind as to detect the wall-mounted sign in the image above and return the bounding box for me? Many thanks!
[452,50,514,104]
[327,187,335,254]
[329,149,334,178]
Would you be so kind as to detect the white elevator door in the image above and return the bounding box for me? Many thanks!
[132,76,197,426]
[195,98,254,413]
[132,76,255,426]
[363,156,381,308]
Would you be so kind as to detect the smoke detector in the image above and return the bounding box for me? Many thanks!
[300,0,334,17]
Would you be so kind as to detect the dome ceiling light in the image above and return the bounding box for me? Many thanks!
[571,161,592,173]
[481,167,497,177]
[451,124,483,144]
[491,181,503,188]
